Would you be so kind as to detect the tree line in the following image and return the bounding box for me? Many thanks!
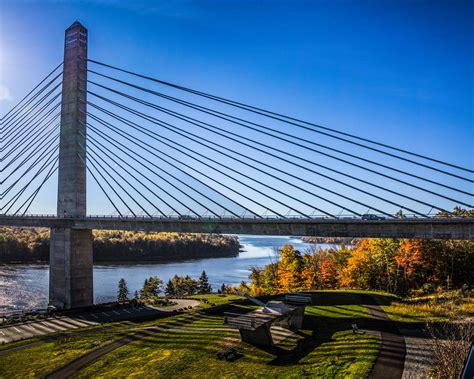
[0,228,239,263]
[243,238,473,296]
[117,271,212,302]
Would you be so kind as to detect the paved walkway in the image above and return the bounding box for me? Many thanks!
[0,299,199,344]
[363,297,406,379]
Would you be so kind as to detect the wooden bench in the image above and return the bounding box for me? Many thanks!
[285,293,312,305]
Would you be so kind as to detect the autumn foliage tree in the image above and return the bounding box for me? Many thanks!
[278,245,303,292]
[248,237,473,296]
[395,240,423,294]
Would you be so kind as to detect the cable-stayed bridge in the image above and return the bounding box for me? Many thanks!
[1,22,473,308]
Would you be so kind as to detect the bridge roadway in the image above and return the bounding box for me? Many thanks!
[0,215,472,240]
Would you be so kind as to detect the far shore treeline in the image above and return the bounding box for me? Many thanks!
[0,228,240,263]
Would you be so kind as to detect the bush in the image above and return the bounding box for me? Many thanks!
[427,321,474,378]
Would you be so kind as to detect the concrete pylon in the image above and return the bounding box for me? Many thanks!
[49,22,93,309]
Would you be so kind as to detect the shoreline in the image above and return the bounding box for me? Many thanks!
[0,246,243,265]
[0,254,241,266]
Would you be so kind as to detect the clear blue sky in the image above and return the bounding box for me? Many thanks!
[0,0,472,216]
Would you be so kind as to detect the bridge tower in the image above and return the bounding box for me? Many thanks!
[49,21,93,309]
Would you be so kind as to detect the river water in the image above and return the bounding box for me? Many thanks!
[0,235,332,312]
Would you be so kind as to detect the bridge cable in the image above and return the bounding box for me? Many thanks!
[1,116,59,174]
[87,108,347,218]
[2,82,62,142]
[87,71,471,195]
[81,121,211,218]
[77,153,123,217]
[81,149,138,216]
[79,131,179,217]
[86,59,473,175]
[1,131,59,188]
[2,107,61,160]
[1,145,59,206]
[88,124,304,218]
[81,112,249,219]
[87,93,448,216]
[2,150,59,214]
[1,104,60,168]
[2,119,60,172]
[86,106,389,218]
[93,90,465,212]
[1,89,61,147]
[79,140,163,218]
[1,62,62,125]
[86,139,260,218]
[87,120,303,219]
[88,80,474,202]
[1,137,59,196]
[84,131,271,218]
[86,102,398,218]
[15,159,59,216]
[1,77,61,142]
[0,113,59,169]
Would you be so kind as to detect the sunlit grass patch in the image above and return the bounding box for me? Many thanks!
[188,293,244,308]
[305,305,371,319]
[298,330,379,378]
[382,290,474,322]
[0,328,126,378]
[183,315,228,329]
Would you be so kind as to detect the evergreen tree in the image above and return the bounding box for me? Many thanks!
[171,275,199,296]
[140,276,163,299]
[165,279,175,297]
[117,278,129,303]
[198,270,212,294]
[220,283,227,294]
[184,275,198,295]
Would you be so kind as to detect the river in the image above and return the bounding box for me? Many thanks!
[0,235,334,312]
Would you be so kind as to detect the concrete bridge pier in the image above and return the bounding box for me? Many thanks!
[49,21,93,309]
[49,228,93,309]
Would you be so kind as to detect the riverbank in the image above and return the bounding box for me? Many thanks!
[0,228,240,264]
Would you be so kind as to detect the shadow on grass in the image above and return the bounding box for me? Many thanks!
[170,291,437,366]
[308,291,396,307]
[245,313,378,366]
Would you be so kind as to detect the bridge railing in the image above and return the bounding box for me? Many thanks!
[0,213,464,221]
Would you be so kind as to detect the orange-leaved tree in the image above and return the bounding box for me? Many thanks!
[278,245,303,292]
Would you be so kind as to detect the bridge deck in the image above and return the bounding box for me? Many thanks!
[0,215,472,239]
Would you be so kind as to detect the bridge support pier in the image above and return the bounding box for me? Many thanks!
[49,21,92,310]
[49,228,93,309]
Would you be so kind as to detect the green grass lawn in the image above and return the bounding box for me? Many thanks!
[0,291,382,378]
[0,322,122,352]
[0,328,128,378]
[0,316,199,378]
[189,293,244,308]
[76,305,379,379]
[3,289,471,377]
